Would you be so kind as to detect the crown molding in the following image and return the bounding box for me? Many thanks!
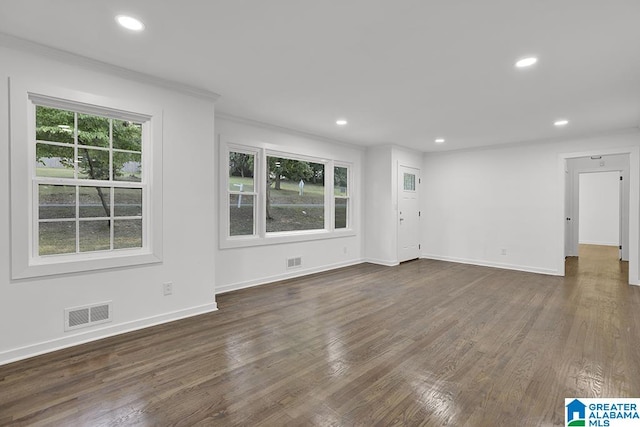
[424,126,640,157]
[0,32,220,103]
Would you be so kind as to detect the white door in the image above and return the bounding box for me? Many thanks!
[398,165,420,262]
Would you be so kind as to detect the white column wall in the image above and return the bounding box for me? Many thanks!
[364,146,395,265]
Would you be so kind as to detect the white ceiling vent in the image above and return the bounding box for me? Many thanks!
[286,257,302,269]
[65,302,112,331]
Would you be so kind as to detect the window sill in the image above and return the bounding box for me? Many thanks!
[220,228,357,249]
[12,251,162,280]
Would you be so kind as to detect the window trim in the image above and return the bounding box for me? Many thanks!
[219,137,356,249]
[10,77,163,279]
[227,146,259,238]
[333,163,351,230]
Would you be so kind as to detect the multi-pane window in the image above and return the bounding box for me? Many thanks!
[334,166,349,229]
[34,105,144,256]
[403,172,416,191]
[223,145,352,244]
[266,156,325,233]
[228,151,256,236]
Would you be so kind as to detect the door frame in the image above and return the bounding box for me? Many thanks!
[574,170,626,259]
[397,164,421,262]
[558,147,639,284]
[567,160,629,261]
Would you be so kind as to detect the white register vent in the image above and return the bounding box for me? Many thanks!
[286,257,302,269]
[65,302,112,331]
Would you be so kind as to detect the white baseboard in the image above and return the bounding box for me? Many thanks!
[420,253,560,276]
[216,259,365,294]
[364,258,399,267]
[0,302,218,367]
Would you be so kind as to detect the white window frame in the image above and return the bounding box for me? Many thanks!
[219,137,355,249]
[227,146,259,239]
[10,78,163,279]
[333,163,351,230]
[264,149,330,235]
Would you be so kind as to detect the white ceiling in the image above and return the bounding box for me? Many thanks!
[1,0,639,152]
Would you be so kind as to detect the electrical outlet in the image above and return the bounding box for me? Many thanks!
[163,282,173,296]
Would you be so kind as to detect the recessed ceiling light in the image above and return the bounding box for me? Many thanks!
[515,56,538,68]
[554,119,569,126]
[115,15,145,31]
[336,119,347,126]
[435,138,445,144]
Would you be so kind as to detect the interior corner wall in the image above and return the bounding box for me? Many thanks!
[214,117,365,294]
[421,131,640,276]
[0,45,217,365]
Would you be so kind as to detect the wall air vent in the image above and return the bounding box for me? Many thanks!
[286,257,302,269]
[65,302,112,331]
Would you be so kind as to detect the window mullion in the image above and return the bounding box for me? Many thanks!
[109,119,113,181]
[326,160,334,231]
[258,148,266,238]
[74,112,78,179]
[109,120,114,251]
[75,184,80,254]
[33,181,39,258]
[110,186,115,251]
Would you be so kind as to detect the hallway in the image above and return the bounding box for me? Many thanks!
[566,244,628,283]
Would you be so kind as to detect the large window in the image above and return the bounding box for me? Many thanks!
[266,156,325,233]
[35,106,144,256]
[222,143,353,247]
[9,78,163,279]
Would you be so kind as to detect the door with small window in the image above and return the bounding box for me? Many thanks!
[398,165,420,262]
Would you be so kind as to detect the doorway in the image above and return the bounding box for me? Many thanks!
[565,244,628,281]
[565,155,629,261]
[560,149,639,285]
[398,165,420,262]
[578,171,621,256]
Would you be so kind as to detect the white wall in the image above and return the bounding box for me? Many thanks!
[363,145,423,265]
[0,43,218,365]
[579,171,620,246]
[364,146,395,264]
[214,116,365,293]
[421,130,640,281]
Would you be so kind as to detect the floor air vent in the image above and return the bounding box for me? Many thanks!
[286,257,302,269]
[65,302,112,331]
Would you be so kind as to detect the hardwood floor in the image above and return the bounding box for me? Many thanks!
[1,245,640,426]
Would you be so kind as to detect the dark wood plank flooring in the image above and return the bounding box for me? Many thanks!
[1,245,640,426]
